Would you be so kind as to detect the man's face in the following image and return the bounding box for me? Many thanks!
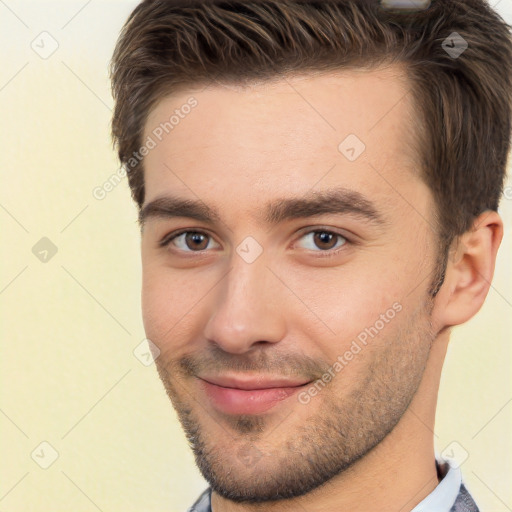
[140,66,440,501]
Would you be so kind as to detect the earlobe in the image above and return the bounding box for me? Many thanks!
[433,210,503,328]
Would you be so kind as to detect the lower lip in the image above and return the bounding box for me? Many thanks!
[201,380,308,415]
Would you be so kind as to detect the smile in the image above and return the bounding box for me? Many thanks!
[198,375,312,415]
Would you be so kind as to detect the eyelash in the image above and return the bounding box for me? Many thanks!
[159,227,352,258]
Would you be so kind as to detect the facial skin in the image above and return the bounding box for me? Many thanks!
[139,66,503,512]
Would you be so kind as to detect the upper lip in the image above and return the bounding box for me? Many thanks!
[199,374,312,390]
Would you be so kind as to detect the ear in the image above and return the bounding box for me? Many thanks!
[432,210,503,328]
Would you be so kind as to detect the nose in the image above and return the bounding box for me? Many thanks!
[203,252,286,354]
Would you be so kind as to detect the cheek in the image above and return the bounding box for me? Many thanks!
[141,271,166,338]
[141,259,228,360]
[141,265,200,350]
[283,265,405,344]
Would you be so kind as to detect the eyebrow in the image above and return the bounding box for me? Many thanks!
[138,187,385,228]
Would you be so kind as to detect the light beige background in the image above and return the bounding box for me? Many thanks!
[1,1,511,511]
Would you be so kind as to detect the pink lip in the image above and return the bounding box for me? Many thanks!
[199,375,312,415]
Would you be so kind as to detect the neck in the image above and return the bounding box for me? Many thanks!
[211,330,450,512]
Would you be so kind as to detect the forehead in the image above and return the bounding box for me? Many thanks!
[142,64,422,207]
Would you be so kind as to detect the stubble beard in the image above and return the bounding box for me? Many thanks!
[154,301,435,503]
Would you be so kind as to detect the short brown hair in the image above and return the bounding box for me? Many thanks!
[110,0,512,252]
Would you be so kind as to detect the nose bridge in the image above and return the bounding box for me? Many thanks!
[203,250,285,353]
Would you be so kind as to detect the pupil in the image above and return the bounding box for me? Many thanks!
[315,231,335,249]
[187,233,207,250]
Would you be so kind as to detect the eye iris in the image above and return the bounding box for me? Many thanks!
[179,232,341,251]
[314,231,337,250]
[185,232,208,250]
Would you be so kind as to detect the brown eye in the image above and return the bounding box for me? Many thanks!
[313,231,338,250]
[164,231,220,252]
[297,230,347,253]
[184,232,209,251]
